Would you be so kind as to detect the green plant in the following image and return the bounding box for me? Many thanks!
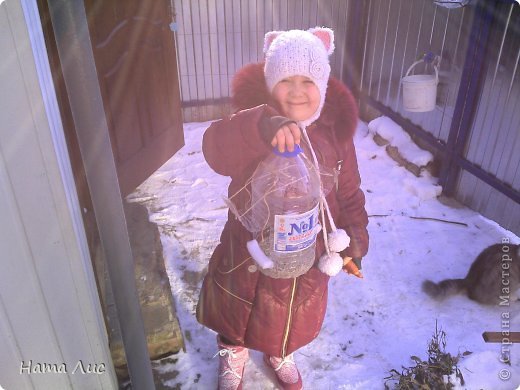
[384,322,470,389]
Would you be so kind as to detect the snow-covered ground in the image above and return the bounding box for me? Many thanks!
[128,118,520,389]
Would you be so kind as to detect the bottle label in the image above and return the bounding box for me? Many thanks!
[273,203,320,253]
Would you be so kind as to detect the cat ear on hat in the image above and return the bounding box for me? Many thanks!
[308,27,335,55]
[263,31,283,54]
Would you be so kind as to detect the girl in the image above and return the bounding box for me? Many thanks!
[197,27,369,389]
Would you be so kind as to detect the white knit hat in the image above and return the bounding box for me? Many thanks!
[263,27,335,127]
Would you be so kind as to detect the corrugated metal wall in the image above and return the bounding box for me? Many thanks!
[359,0,519,235]
[455,2,520,233]
[360,0,474,143]
[173,0,353,121]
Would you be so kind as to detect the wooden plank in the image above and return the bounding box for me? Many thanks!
[482,332,520,343]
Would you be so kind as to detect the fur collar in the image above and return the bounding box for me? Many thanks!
[231,62,358,144]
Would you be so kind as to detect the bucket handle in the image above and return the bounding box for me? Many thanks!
[405,59,438,82]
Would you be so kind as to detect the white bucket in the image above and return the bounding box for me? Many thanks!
[401,60,439,112]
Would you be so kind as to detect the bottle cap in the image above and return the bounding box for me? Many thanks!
[272,144,303,157]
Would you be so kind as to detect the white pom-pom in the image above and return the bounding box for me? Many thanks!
[327,229,350,252]
[318,252,343,276]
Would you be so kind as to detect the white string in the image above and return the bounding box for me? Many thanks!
[322,192,338,231]
[300,127,322,191]
[213,349,243,379]
[270,353,297,371]
[301,127,338,246]
[319,197,331,256]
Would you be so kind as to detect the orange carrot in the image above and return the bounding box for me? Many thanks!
[343,258,363,278]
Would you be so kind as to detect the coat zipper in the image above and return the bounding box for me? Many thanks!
[281,277,297,358]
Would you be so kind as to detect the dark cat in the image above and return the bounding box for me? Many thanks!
[422,243,520,305]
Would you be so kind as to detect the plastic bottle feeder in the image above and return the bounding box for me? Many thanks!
[401,59,439,112]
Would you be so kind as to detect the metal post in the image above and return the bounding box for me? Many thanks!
[46,0,156,388]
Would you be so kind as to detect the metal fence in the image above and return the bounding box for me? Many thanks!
[173,0,355,121]
[359,0,473,143]
[358,0,519,234]
[172,0,519,235]
[453,1,520,232]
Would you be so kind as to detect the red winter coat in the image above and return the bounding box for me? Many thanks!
[196,63,369,358]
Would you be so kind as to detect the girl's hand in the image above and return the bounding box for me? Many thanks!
[271,122,301,153]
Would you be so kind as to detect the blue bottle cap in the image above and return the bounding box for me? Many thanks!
[272,144,303,157]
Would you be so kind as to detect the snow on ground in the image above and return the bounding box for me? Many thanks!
[128,118,520,389]
[368,116,434,168]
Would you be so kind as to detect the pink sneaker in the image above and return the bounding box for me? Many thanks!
[215,336,249,390]
[264,353,303,390]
